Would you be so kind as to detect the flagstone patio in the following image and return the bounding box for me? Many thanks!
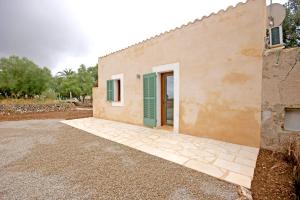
[62,117,259,188]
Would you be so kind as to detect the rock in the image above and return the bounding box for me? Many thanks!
[237,186,253,200]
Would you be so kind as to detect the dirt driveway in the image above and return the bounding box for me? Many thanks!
[0,120,240,200]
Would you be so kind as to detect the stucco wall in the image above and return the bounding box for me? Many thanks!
[93,0,266,147]
[261,47,300,151]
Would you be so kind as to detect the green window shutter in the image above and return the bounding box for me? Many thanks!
[110,80,114,101]
[107,80,114,101]
[143,73,156,127]
[106,80,110,101]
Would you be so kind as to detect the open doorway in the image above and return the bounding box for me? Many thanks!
[152,62,179,133]
[161,72,174,127]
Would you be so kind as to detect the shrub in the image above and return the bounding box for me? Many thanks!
[41,89,57,100]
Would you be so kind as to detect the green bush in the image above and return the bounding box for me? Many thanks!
[41,89,57,100]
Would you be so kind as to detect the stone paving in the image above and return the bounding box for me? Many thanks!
[62,117,259,188]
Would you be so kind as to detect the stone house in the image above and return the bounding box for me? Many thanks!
[93,0,267,148]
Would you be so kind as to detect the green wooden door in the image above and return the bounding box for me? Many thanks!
[143,73,156,127]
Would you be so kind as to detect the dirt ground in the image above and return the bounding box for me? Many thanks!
[0,109,92,122]
[0,119,240,200]
[251,149,296,200]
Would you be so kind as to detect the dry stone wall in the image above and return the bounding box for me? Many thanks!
[0,103,75,115]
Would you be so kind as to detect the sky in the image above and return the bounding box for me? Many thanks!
[0,0,287,75]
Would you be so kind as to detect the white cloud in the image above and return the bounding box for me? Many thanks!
[60,0,287,73]
[0,0,288,74]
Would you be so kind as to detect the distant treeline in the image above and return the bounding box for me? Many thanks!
[0,56,97,102]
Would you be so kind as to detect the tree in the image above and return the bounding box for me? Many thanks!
[283,0,300,47]
[54,72,80,100]
[55,64,97,102]
[87,64,98,82]
[57,68,74,77]
[0,56,52,98]
[0,55,98,102]
[77,64,94,102]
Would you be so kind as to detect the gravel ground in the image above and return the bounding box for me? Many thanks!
[0,120,240,200]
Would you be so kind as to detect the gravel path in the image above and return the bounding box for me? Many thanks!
[0,120,240,200]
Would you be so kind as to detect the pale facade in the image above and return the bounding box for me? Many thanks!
[93,0,266,147]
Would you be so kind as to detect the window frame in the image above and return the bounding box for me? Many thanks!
[111,73,124,107]
[269,25,283,47]
[284,108,300,132]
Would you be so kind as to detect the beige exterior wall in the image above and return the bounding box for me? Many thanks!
[93,0,266,147]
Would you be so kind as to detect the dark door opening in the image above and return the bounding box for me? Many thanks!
[161,72,174,126]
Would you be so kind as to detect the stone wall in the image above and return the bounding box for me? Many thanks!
[262,47,300,151]
[0,103,75,115]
